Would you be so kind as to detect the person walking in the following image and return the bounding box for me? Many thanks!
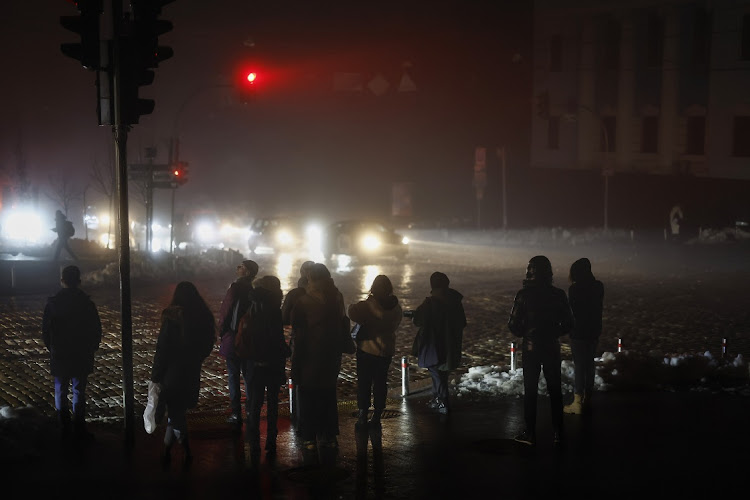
[564,258,604,415]
[508,256,574,446]
[42,265,102,441]
[290,263,348,461]
[243,275,291,461]
[348,275,402,428]
[151,281,215,465]
[217,259,259,426]
[411,272,466,415]
[52,210,78,261]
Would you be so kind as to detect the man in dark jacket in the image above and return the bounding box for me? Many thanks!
[508,256,574,446]
[42,265,102,440]
[52,210,78,261]
[217,259,258,425]
[564,258,604,414]
[281,260,314,326]
[412,271,466,415]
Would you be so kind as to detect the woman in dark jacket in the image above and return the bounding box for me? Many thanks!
[151,281,215,464]
[564,258,604,415]
[348,274,402,427]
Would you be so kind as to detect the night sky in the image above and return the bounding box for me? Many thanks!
[0,1,532,225]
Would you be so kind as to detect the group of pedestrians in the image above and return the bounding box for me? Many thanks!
[39,252,602,465]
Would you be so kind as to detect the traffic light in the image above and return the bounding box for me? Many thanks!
[60,0,103,70]
[119,1,175,124]
[172,162,189,185]
[236,64,264,103]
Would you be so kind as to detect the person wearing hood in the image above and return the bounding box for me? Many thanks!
[151,281,215,465]
[244,275,291,460]
[290,263,347,458]
[52,209,78,261]
[411,271,466,415]
[564,258,604,415]
[217,259,259,426]
[508,256,574,447]
[282,260,315,327]
[348,275,403,427]
[42,265,102,441]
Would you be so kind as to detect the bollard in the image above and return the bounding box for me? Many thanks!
[401,356,410,396]
[618,338,623,353]
[510,341,517,372]
[722,338,728,359]
[288,378,294,416]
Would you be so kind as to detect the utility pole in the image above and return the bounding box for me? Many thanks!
[497,146,508,229]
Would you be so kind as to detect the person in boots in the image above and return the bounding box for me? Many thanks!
[348,275,402,429]
[508,256,574,447]
[151,281,215,465]
[42,265,102,442]
[411,272,466,415]
[244,275,290,463]
[564,258,604,415]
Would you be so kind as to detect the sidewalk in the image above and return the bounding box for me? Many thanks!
[4,389,748,499]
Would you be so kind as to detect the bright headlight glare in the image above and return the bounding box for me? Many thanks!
[362,234,381,250]
[276,229,293,245]
[401,236,410,245]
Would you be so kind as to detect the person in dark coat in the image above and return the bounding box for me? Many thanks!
[217,259,259,425]
[348,274,402,427]
[412,272,466,415]
[42,265,102,440]
[290,263,347,458]
[281,260,314,326]
[244,275,291,460]
[508,256,574,446]
[564,258,604,415]
[52,209,78,261]
[151,281,215,464]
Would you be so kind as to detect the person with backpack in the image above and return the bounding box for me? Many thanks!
[290,263,348,462]
[217,259,259,426]
[348,274,402,428]
[236,275,291,463]
[564,258,604,415]
[411,272,466,415]
[52,210,78,261]
[42,265,102,442]
[508,256,574,447]
[151,281,215,465]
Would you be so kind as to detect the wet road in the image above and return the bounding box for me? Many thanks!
[1,237,749,421]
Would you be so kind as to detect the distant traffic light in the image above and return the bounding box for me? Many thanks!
[172,162,189,185]
[60,0,103,70]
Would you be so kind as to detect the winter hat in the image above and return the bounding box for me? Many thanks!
[370,275,393,298]
[525,255,553,282]
[61,265,81,286]
[241,260,259,278]
[429,271,450,289]
[569,258,595,283]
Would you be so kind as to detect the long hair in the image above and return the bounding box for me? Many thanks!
[170,281,215,335]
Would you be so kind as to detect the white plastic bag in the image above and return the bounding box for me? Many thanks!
[143,381,161,434]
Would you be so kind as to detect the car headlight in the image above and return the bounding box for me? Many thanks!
[276,229,294,246]
[401,236,409,245]
[361,234,381,250]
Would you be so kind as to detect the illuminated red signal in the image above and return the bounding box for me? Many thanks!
[246,72,257,84]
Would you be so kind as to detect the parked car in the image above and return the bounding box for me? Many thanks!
[247,216,309,254]
[322,220,409,259]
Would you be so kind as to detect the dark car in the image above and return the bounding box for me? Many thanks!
[247,216,309,254]
[322,220,409,259]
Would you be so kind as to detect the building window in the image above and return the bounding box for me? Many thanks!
[600,116,617,152]
[642,116,659,153]
[692,8,712,67]
[550,35,562,72]
[547,116,560,149]
[732,116,750,156]
[742,14,750,61]
[686,116,706,155]
[647,14,664,67]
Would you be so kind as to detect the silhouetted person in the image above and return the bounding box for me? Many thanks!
[290,263,347,463]
[412,271,466,415]
[151,281,215,465]
[42,265,102,441]
[217,260,259,426]
[52,210,78,261]
[564,258,604,415]
[282,260,315,327]
[243,275,290,463]
[348,274,402,427]
[508,256,574,446]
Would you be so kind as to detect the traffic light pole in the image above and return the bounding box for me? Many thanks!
[111,0,135,449]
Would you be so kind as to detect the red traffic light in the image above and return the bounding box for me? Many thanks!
[246,72,257,84]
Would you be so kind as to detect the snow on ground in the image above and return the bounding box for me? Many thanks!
[456,351,750,399]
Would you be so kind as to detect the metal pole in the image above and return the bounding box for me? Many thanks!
[602,123,609,232]
[501,147,507,230]
[510,341,516,372]
[169,186,176,254]
[112,0,135,448]
[401,356,410,396]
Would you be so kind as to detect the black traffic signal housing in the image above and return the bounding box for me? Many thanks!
[119,1,175,124]
[60,0,103,70]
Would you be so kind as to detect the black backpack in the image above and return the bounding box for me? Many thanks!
[63,220,75,238]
